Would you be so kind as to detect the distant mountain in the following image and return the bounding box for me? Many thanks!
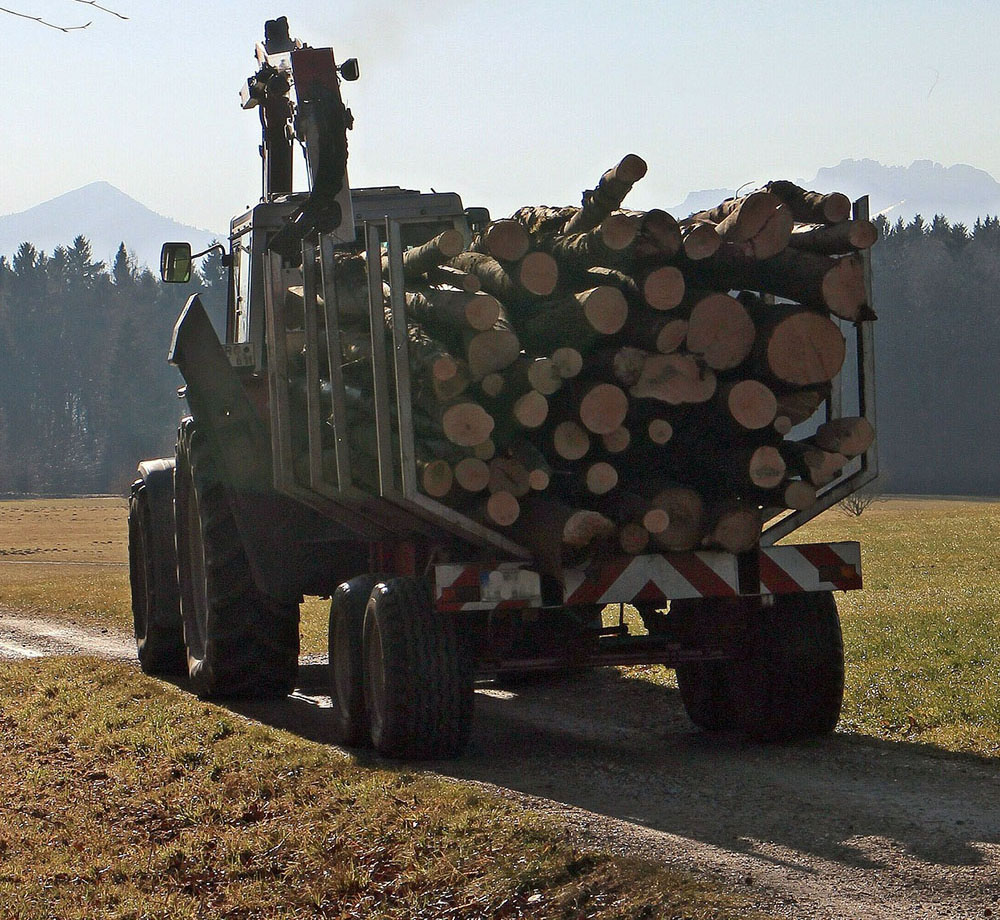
[670,159,1000,227]
[0,182,224,270]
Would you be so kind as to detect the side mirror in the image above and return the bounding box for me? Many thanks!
[160,242,192,283]
[339,58,360,81]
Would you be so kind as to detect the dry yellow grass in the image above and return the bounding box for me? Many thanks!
[0,497,329,654]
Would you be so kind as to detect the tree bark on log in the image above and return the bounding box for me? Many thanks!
[789,219,878,255]
[519,286,628,355]
[686,247,869,321]
[562,154,648,236]
[399,229,466,279]
[765,180,852,225]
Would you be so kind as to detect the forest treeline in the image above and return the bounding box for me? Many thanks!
[0,239,225,494]
[0,214,998,496]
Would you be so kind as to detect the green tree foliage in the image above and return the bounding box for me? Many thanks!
[873,213,1000,494]
[0,238,199,494]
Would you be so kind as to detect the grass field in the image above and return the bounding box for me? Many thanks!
[0,656,769,920]
[2,495,998,757]
[1,495,998,917]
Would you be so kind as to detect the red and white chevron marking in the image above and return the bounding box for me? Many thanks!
[434,563,542,612]
[562,541,861,606]
[434,542,861,612]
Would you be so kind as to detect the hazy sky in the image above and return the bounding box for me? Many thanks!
[2,1,997,233]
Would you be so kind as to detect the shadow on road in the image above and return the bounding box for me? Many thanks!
[216,663,999,878]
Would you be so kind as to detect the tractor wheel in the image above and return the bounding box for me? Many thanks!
[362,577,474,759]
[328,575,381,747]
[733,591,845,742]
[128,480,186,675]
[175,421,300,698]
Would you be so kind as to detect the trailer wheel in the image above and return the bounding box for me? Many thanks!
[362,577,474,759]
[675,661,738,731]
[128,481,185,675]
[175,421,300,698]
[734,591,845,742]
[328,575,381,747]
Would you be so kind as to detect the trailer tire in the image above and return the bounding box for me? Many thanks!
[675,661,738,731]
[734,591,844,742]
[328,575,381,747]
[175,421,299,698]
[362,577,474,759]
[128,480,186,675]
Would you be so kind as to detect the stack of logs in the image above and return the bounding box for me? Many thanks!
[355,157,877,570]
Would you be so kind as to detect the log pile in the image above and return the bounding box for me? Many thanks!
[326,158,877,571]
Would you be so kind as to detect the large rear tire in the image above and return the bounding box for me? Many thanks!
[175,421,300,698]
[362,577,474,759]
[667,599,740,731]
[328,575,380,747]
[128,478,186,675]
[675,660,738,731]
[734,591,845,742]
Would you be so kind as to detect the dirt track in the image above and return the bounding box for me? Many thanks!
[3,610,998,919]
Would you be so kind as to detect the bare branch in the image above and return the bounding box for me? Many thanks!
[71,0,129,20]
[0,6,90,30]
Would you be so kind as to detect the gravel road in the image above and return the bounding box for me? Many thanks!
[3,609,997,919]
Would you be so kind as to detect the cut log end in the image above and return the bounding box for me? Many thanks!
[551,347,584,379]
[579,383,629,435]
[612,153,648,185]
[419,459,454,499]
[686,293,755,371]
[512,390,549,429]
[748,445,787,489]
[517,251,559,296]
[783,480,817,510]
[562,509,616,549]
[681,221,722,261]
[454,457,491,493]
[655,318,689,355]
[821,255,867,321]
[642,507,670,535]
[585,461,619,496]
[581,286,629,335]
[647,418,674,445]
[642,266,686,311]
[767,312,846,387]
[441,402,495,448]
[483,220,530,262]
[486,491,521,527]
[600,212,639,251]
[527,357,563,396]
[464,292,503,331]
[814,416,875,457]
[553,420,591,461]
[726,380,778,430]
[466,328,521,380]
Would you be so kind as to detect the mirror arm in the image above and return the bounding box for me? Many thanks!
[191,243,232,266]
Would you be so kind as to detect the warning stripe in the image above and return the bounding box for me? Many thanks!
[758,552,804,594]
[564,556,632,605]
[669,553,739,598]
[796,543,863,589]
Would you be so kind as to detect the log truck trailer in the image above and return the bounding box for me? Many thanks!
[129,17,877,758]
